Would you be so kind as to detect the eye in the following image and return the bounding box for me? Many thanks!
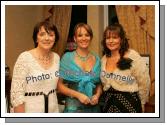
[49,34,55,37]
[39,32,45,36]
[85,34,90,37]
[78,34,82,37]
[113,36,119,39]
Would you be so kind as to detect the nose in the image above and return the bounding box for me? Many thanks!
[108,38,114,43]
[45,34,49,40]
[82,36,87,40]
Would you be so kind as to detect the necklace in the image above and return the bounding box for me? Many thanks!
[37,53,51,65]
[75,51,90,62]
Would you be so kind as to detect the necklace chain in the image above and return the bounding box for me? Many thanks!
[75,51,90,62]
[37,53,51,65]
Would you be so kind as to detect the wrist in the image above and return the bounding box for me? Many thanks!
[94,93,100,99]
[75,91,82,99]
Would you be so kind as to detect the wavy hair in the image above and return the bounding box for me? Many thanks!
[102,23,133,70]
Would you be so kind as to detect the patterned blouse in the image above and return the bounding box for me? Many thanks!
[11,51,60,113]
[100,49,150,105]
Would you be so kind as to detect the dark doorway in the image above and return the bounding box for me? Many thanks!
[108,5,119,25]
[68,5,87,38]
[65,5,87,52]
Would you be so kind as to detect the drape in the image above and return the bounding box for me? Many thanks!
[115,5,155,96]
[43,5,72,57]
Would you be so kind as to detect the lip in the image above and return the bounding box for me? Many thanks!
[108,44,117,46]
[81,42,88,44]
[43,42,51,45]
[80,42,89,45]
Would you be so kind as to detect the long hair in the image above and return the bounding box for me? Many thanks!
[102,23,133,70]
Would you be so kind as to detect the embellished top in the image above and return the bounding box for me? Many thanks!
[100,49,150,105]
[59,51,101,112]
[11,51,60,113]
[60,51,101,97]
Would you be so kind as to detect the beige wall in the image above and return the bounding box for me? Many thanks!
[5,5,44,75]
[87,5,104,58]
[6,5,105,75]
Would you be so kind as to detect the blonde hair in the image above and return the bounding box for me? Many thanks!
[73,23,93,40]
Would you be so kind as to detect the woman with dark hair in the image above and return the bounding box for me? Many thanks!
[11,20,60,113]
[57,23,102,113]
[100,23,150,113]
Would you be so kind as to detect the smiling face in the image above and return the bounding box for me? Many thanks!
[74,27,91,49]
[105,30,121,52]
[36,26,55,50]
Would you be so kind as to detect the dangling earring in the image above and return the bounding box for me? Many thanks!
[73,38,77,49]
[73,42,77,48]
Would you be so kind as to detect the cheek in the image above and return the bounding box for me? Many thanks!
[87,38,91,42]
[106,44,110,49]
[50,37,55,41]
[115,43,120,47]
[117,42,121,47]
[106,42,110,47]
[76,38,83,44]
[37,37,43,42]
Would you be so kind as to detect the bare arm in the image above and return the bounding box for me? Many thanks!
[14,103,25,113]
[90,84,102,105]
[94,84,103,98]
[57,78,91,105]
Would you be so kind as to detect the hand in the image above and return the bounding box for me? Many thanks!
[90,95,99,105]
[77,93,91,105]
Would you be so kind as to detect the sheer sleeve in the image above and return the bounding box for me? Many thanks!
[131,53,151,105]
[11,52,28,107]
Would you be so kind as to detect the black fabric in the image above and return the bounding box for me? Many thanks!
[102,87,142,113]
[44,94,48,113]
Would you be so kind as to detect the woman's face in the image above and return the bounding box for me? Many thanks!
[74,27,91,49]
[36,26,55,50]
[105,31,121,51]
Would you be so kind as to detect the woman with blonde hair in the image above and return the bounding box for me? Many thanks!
[57,23,102,113]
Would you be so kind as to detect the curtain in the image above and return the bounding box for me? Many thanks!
[43,5,72,57]
[115,5,155,97]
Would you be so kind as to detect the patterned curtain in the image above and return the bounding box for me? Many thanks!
[43,5,72,57]
[115,5,155,96]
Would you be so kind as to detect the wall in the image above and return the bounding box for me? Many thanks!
[6,5,105,75]
[5,5,44,75]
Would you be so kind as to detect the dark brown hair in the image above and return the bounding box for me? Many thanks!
[32,20,59,48]
[73,23,93,40]
[102,23,132,70]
